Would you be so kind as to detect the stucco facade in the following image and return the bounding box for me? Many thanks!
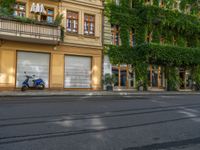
[0,0,103,90]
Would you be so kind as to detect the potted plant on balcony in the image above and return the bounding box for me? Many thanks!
[0,0,15,16]
[54,14,64,26]
[103,73,117,91]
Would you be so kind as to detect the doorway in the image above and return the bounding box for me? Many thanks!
[148,65,163,88]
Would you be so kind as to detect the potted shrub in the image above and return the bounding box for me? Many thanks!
[137,80,144,91]
[103,73,117,91]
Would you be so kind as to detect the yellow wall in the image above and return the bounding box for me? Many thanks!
[16,0,103,49]
[50,53,64,89]
[0,41,102,90]
[0,49,16,88]
[92,56,102,90]
[0,0,103,90]
[61,0,103,48]
[16,0,59,19]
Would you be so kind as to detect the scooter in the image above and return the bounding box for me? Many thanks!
[21,72,45,91]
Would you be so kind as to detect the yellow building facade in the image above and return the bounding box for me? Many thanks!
[0,0,103,90]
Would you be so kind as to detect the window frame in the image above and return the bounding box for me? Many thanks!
[115,0,120,6]
[111,25,120,46]
[172,36,177,46]
[41,7,54,23]
[13,2,26,17]
[185,4,191,14]
[173,0,181,11]
[84,14,95,36]
[130,28,135,47]
[159,0,165,8]
[145,0,153,5]
[66,11,79,34]
[160,36,165,45]
[146,31,152,43]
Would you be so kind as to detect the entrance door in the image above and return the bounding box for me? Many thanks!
[64,56,92,88]
[148,65,163,88]
[179,69,192,89]
[180,70,185,89]
[112,65,127,88]
[16,52,50,88]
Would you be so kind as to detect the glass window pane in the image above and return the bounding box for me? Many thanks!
[47,16,53,23]
[48,9,54,15]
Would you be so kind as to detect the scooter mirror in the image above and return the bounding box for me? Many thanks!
[24,71,26,74]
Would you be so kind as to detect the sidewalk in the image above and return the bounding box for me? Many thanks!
[0,90,200,97]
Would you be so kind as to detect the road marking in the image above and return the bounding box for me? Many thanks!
[151,100,168,106]
[178,107,200,123]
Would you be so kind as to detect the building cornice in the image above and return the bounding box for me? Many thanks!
[61,0,104,10]
[61,42,103,50]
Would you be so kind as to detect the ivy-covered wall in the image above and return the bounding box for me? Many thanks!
[106,0,200,47]
[0,0,16,16]
[105,0,200,90]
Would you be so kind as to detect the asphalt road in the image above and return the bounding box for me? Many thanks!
[0,95,200,150]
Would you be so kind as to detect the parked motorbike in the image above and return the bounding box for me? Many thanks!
[21,72,45,91]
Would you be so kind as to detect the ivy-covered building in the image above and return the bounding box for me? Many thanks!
[104,0,200,91]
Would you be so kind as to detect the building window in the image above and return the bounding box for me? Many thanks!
[130,0,134,8]
[84,14,95,36]
[113,0,120,5]
[173,0,180,11]
[129,0,133,8]
[159,0,165,8]
[145,0,153,5]
[146,31,152,43]
[111,25,120,46]
[13,2,26,17]
[130,28,135,47]
[185,4,191,14]
[172,36,177,45]
[160,36,165,44]
[41,8,54,23]
[67,11,79,33]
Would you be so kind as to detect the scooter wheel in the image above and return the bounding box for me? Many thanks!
[21,86,27,91]
[39,84,45,90]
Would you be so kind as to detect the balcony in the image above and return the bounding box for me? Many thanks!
[0,16,61,45]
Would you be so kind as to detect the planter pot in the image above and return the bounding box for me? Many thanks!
[167,85,177,91]
[193,84,200,91]
[106,85,113,91]
[138,86,144,91]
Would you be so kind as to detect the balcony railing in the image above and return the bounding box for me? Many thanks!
[0,17,61,45]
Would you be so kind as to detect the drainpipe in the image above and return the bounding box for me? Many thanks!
[101,0,105,91]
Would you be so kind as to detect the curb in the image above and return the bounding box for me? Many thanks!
[0,91,200,97]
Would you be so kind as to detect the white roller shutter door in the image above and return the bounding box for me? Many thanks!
[65,56,92,88]
[16,52,50,88]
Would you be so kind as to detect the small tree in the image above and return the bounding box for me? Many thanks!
[192,65,200,90]
[103,73,117,86]
[0,0,16,15]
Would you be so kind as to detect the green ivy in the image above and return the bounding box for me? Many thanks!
[105,0,200,46]
[166,66,180,91]
[135,43,200,66]
[105,0,200,90]
[192,65,200,87]
[109,43,200,67]
[0,0,15,14]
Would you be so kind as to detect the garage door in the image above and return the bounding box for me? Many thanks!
[16,52,50,88]
[65,56,91,88]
